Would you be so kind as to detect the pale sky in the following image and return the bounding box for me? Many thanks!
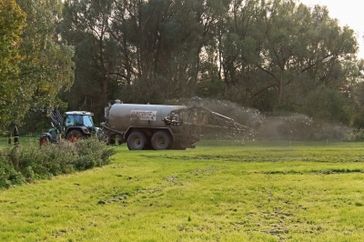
[300,0,364,59]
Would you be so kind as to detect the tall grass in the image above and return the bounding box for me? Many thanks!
[0,139,113,188]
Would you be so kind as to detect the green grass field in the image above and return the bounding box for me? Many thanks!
[1,141,364,241]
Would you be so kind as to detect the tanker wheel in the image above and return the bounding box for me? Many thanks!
[151,131,172,150]
[66,130,83,143]
[127,131,147,150]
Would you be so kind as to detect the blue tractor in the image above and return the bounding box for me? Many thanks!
[39,110,100,145]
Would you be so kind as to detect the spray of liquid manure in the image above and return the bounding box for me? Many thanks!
[170,97,353,143]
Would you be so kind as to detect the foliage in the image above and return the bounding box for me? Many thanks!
[216,0,359,112]
[1,0,364,130]
[58,0,364,126]
[0,155,24,188]
[351,71,364,127]
[0,0,74,131]
[0,138,113,188]
[301,87,352,124]
[61,0,215,118]
[15,0,75,120]
[0,0,25,129]
[349,129,364,141]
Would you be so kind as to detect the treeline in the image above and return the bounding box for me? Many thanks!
[1,0,364,131]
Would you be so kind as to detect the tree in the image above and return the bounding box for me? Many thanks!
[0,0,25,128]
[114,0,208,101]
[350,60,364,127]
[61,0,116,119]
[62,0,217,117]
[16,0,74,119]
[210,0,359,115]
[60,0,362,125]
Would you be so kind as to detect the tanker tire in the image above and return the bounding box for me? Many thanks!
[151,131,172,150]
[127,131,147,150]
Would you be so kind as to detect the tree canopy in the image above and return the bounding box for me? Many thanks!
[0,0,74,130]
[0,0,25,128]
[0,0,364,130]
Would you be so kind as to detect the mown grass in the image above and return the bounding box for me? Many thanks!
[1,141,364,241]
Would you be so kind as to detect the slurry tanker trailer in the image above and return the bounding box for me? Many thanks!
[102,101,251,150]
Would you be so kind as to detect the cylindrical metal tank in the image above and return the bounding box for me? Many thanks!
[106,103,186,131]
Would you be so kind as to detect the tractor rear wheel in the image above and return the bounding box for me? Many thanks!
[127,131,147,150]
[151,131,172,150]
[39,136,50,146]
[66,130,83,143]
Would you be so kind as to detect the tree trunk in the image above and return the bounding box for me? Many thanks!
[278,78,284,105]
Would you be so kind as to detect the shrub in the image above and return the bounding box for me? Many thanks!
[0,153,25,188]
[301,87,352,125]
[0,138,114,188]
[349,129,364,141]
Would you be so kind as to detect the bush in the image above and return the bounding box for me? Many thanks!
[0,138,114,188]
[349,129,364,141]
[0,155,24,188]
[301,87,352,125]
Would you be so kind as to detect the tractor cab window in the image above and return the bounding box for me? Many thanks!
[65,115,83,127]
[65,114,94,127]
[65,115,74,127]
[83,115,94,128]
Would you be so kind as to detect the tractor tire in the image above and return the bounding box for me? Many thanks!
[151,131,172,150]
[39,136,50,146]
[66,130,83,143]
[127,131,147,150]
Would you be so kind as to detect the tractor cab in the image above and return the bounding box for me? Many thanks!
[64,111,96,141]
[65,112,94,128]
